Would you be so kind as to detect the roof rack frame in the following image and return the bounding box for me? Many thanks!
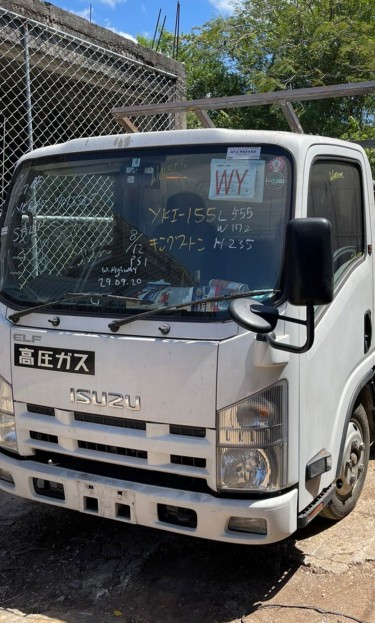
[112,80,375,134]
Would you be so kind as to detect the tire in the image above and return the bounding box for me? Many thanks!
[320,403,370,521]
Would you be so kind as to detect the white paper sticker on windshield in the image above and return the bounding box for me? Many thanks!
[226,147,261,160]
[209,159,265,202]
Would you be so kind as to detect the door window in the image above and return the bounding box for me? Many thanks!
[307,159,364,280]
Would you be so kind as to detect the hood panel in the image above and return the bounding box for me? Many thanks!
[11,328,218,428]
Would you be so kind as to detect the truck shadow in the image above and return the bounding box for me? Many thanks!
[0,496,305,623]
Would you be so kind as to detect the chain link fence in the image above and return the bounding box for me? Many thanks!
[0,5,183,207]
[15,172,116,288]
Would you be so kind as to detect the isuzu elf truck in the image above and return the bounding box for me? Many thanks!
[0,121,373,544]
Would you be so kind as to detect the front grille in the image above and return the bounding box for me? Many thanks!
[171,455,206,468]
[33,450,213,495]
[170,425,206,438]
[78,440,147,459]
[28,404,55,417]
[19,402,213,485]
[25,406,206,439]
[30,431,58,444]
[74,412,146,430]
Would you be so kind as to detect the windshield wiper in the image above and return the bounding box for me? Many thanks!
[8,292,148,323]
[108,289,277,332]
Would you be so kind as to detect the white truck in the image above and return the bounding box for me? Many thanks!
[0,84,374,544]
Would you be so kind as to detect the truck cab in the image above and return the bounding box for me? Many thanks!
[0,128,373,544]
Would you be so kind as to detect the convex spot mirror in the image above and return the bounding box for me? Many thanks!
[230,299,279,334]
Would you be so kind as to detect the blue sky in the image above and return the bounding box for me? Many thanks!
[49,0,239,42]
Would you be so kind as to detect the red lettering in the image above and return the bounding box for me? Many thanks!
[215,168,248,195]
[235,169,248,193]
[216,169,235,195]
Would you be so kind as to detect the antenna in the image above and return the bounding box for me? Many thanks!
[173,1,180,59]
[155,14,166,52]
[152,9,161,49]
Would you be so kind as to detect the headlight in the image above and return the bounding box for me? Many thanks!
[217,381,287,491]
[0,375,17,453]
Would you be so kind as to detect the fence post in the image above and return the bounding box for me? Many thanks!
[1,119,6,206]
[21,21,34,152]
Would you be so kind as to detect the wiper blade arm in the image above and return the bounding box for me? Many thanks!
[108,289,277,332]
[9,292,147,323]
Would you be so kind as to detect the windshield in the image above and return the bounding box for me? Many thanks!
[0,144,292,319]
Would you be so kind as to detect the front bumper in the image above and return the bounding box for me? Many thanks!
[0,451,298,545]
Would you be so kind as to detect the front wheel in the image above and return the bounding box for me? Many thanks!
[320,403,370,521]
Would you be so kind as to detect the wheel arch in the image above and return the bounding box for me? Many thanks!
[336,369,375,479]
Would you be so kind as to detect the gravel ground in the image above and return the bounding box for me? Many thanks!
[0,450,374,623]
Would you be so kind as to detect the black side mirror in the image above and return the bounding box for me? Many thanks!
[285,217,333,306]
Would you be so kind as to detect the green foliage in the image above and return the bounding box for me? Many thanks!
[137,0,375,136]
[137,25,245,110]
[340,117,375,175]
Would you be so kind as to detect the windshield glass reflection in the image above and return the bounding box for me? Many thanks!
[0,145,292,318]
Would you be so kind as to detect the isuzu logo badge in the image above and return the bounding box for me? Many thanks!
[70,388,141,410]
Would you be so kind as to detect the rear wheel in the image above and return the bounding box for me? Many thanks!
[320,403,370,521]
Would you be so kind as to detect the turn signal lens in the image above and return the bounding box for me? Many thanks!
[0,376,17,453]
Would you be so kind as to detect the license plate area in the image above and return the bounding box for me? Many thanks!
[77,480,136,522]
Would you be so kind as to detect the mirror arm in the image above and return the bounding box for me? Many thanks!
[257,305,315,354]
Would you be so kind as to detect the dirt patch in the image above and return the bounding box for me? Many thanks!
[0,453,374,623]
